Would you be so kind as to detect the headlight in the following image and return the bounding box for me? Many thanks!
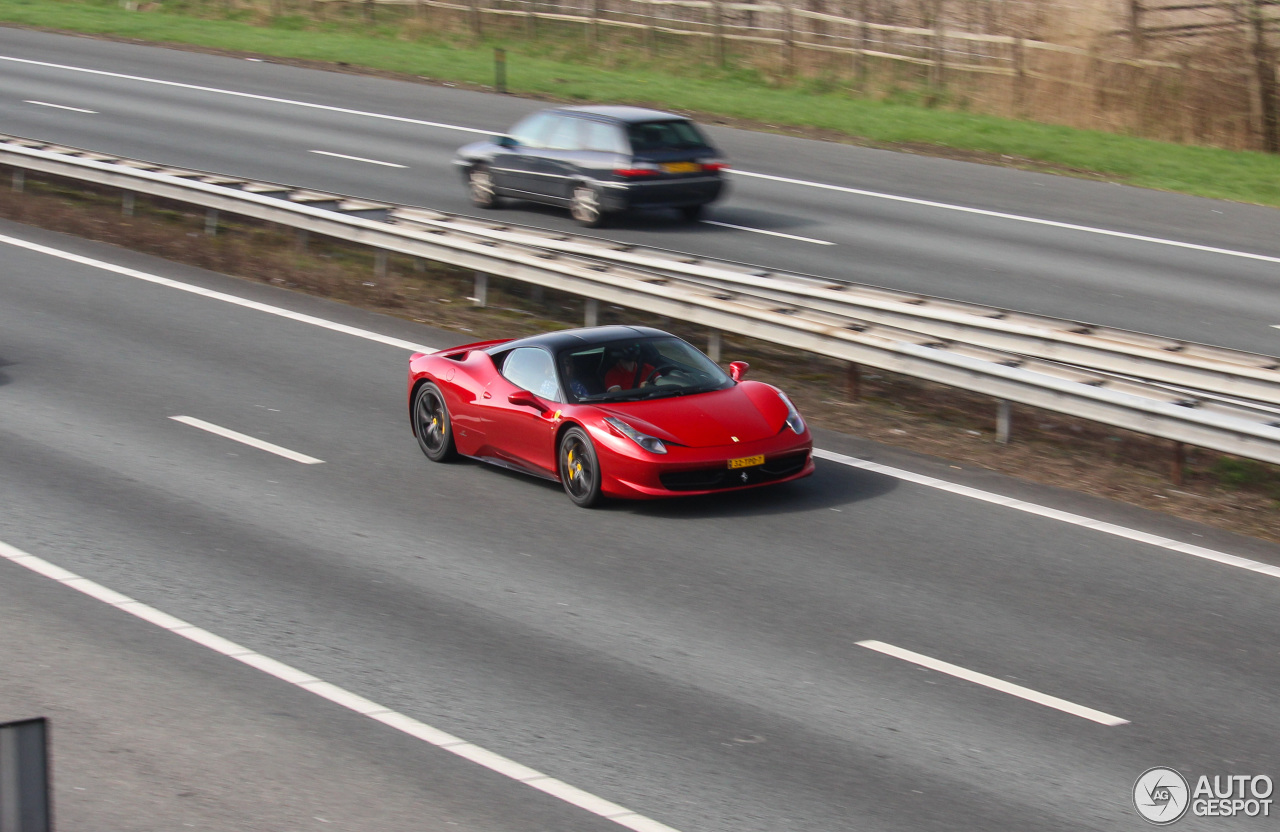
[605,417,668,454]
[778,391,805,434]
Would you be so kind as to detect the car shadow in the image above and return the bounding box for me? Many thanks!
[617,460,896,519]
[489,201,826,237]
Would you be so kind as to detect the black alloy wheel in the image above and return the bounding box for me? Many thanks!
[559,426,603,507]
[468,165,501,209]
[414,382,457,462]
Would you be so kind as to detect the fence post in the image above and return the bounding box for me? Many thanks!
[930,0,946,90]
[494,47,507,93]
[1245,0,1278,152]
[712,0,725,67]
[1128,0,1144,56]
[1012,37,1026,117]
[470,0,483,37]
[854,0,870,92]
[783,1,796,74]
[589,0,601,50]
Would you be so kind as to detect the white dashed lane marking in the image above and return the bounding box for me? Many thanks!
[857,640,1130,727]
[701,220,835,245]
[310,150,406,168]
[24,99,96,113]
[170,416,325,464]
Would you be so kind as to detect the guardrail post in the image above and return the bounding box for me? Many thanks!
[473,271,489,307]
[204,208,218,236]
[1171,441,1186,485]
[0,717,52,832]
[494,48,507,94]
[374,250,388,279]
[996,399,1012,444]
[845,362,862,401]
[122,191,134,217]
[584,298,599,327]
[295,229,308,252]
[707,330,722,363]
[11,169,23,193]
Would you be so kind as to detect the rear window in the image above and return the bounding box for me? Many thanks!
[626,120,711,152]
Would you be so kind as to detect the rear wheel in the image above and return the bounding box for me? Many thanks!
[559,426,603,507]
[468,165,501,209]
[413,382,457,462]
[569,185,607,227]
[679,204,705,222]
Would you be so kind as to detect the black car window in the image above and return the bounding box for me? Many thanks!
[501,347,561,401]
[581,120,628,154]
[508,111,557,148]
[626,120,711,152]
[543,116,582,151]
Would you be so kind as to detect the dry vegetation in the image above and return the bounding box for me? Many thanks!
[2,171,1277,541]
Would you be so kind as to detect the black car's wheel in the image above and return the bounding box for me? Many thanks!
[679,204,705,222]
[413,382,457,462]
[559,426,603,507]
[468,165,501,209]
[569,185,607,227]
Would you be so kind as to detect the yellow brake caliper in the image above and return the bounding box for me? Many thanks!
[567,449,582,481]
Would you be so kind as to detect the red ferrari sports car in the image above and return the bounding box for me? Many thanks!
[407,325,814,506]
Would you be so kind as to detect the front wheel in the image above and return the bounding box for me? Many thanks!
[569,185,607,228]
[468,165,501,209]
[559,426,603,507]
[413,382,457,462]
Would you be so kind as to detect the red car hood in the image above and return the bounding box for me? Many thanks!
[597,382,789,448]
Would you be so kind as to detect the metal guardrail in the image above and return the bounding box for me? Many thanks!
[3,134,1280,465]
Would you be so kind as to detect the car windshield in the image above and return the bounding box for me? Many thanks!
[626,120,711,152]
[559,337,733,403]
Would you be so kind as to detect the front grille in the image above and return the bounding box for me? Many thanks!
[659,451,809,492]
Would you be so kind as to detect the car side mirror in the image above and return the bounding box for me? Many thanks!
[728,361,749,381]
[496,135,518,148]
[508,389,548,410]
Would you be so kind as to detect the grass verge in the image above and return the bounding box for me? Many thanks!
[2,170,1277,542]
[4,0,1280,207]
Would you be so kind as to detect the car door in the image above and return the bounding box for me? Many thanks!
[491,111,556,196]
[526,115,584,202]
[481,347,561,476]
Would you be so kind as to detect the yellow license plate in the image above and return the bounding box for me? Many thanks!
[661,162,699,173]
[727,454,765,469]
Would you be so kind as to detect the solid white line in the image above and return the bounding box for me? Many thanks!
[857,640,1129,726]
[0,55,493,135]
[171,415,324,464]
[701,220,835,245]
[4,234,1276,583]
[0,539,682,832]
[24,99,97,113]
[0,234,438,354]
[730,169,1280,265]
[5,54,1277,267]
[813,448,1280,580]
[310,150,406,168]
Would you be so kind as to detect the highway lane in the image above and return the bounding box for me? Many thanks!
[2,28,1280,356]
[3,222,1280,830]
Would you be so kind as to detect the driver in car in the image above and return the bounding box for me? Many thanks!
[604,349,656,392]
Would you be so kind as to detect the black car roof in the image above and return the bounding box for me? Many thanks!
[488,325,671,354]
[551,105,690,124]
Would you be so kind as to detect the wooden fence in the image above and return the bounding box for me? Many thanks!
[238,0,1275,149]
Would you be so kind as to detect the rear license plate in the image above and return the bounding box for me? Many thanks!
[661,162,700,174]
[727,454,765,469]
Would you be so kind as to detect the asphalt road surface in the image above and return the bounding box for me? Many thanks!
[2,27,1280,357]
[2,221,1279,830]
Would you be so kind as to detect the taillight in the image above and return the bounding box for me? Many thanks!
[699,160,729,172]
[614,165,660,178]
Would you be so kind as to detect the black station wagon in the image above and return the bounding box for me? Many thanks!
[454,105,728,227]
